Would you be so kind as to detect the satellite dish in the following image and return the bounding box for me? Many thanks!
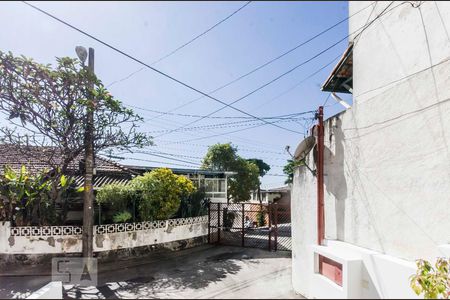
[293,136,316,161]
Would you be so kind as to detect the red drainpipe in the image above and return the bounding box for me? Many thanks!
[317,106,325,245]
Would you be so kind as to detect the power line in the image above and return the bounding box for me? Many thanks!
[159,113,316,144]
[155,35,349,138]
[116,149,288,169]
[146,115,312,134]
[22,1,302,135]
[130,106,317,120]
[155,3,403,138]
[107,1,252,87]
[151,142,287,155]
[117,156,201,169]
[140,2,375,123]
[251,54,341,113]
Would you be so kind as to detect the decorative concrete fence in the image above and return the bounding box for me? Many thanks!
[0,216,208,254]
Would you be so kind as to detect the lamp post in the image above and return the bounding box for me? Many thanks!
[76,46,95,258]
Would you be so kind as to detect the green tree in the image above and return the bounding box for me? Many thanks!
[202,143,260,203]
[201,143,238,171]
[0,51,151,203]
[132,168,195,221]
[228,158,260,202]
[246,158,271,204]
[283,159,304,184]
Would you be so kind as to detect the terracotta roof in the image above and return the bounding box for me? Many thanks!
[0,144,135,176]
[321,43,353,94]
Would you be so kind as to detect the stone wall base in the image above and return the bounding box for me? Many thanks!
[0,235,208,267]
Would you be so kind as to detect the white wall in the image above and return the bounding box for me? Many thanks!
[93,222,207,251]
[292,1,450,298]
[2,217,208,255]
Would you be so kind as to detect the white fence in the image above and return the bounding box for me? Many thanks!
[1,216,208,254]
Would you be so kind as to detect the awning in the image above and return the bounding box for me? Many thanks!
[321,43,353,94]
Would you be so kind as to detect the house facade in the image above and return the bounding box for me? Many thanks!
[248,186,291,206]
[0,144,232,224]
[291,2,450,299]
[125,165,233,204]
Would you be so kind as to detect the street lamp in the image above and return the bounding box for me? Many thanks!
[75,46,88,65]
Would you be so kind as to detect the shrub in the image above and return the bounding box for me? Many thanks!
[177,187,208,218]
[96,184,133,212]
[96,183,135,224]
[112,211,132,223]
[0,165,64,225]
[256,209,266,227]
[222,209,236,231]
[132,168,195,221]
[410,258,450,299]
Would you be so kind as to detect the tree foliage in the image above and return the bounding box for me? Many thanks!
[228,158,260,202]
[0,51,151,175]
[177,187,208,218]
[410,258,450,299]
[133,168,195,221]
[0,165,72,225]
[283,159,304,184]
[201,143,238,171]
[201,143,262,203]
[98,168,196,222]
[246,158,271,203]
[246,159,271,177]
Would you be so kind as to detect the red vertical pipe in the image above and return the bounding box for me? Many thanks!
[317,106,325,245]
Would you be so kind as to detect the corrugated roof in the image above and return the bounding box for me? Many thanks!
[124,165,235,177]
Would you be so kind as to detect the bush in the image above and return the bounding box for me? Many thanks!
[113,211,132,223]
[223,209,236,231]
[256,209,266,227]
[410,258,450,299]
[177,187,208,218]
[132,168,195,221]
[96,183,135,224]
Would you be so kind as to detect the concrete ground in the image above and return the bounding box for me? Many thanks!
[1,245,304,299]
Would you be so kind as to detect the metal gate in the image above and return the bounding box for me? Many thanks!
[208,202,291,251]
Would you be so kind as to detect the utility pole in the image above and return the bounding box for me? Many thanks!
[77,46,95,258]
[316,106,325,245]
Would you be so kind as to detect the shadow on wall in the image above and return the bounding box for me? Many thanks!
[324,117,348,241]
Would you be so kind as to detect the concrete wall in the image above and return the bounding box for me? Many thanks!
[93,221,207,251]
[2,216,208,255]
[292,1,450,298]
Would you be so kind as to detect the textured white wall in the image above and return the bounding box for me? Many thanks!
[2,219,208,254]
[292,1,450,298]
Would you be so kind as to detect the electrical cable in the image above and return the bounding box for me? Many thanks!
[138,2,375,122]
[21,1,302,135]
[155,2,406,138]
[107,1,252,87]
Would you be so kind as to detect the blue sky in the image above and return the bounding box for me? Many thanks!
[0,1,351,188]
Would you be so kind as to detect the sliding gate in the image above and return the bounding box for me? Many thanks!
[208,202,291,251]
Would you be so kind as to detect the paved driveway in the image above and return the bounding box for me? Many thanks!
[1,245,304,299]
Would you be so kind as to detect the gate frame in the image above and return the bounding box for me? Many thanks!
[208,201,290,251]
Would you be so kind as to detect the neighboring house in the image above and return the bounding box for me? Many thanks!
[291,2,450,299]
[125,165,234,204]
[0,144,232,224]
[249,186,291,206]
